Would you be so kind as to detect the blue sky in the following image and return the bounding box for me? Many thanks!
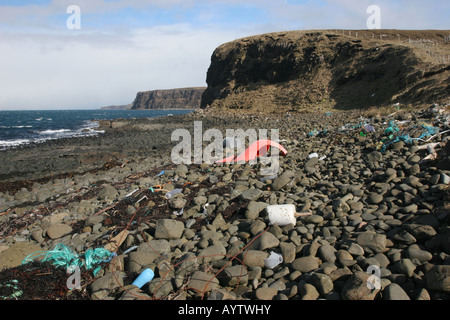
[0,0,448,110]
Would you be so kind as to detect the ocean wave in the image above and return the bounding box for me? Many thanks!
[0,139,31,149]
[0,125,33,129]
[38,129,71,135]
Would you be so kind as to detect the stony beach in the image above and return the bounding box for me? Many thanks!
[0,105,449,301]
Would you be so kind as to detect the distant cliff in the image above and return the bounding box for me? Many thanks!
[101,104,132,110]
[201,30,450,113]
[131,87,206,110]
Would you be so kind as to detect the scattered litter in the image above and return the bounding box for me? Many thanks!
[380,122,443,152]
[264,251,283,269]
[267,204,296,226]
[266,204,312,226]
[384,120,400,135]
[364,124,375,133]
[136,195,148,205]
[308,129,328,137]
[122,246,139,255]
[202,203,209,216]
[308,153,319,159]
[104,230,129,252]
[22,243,115,276]
[125,189,139,198]
[131,268,154,289]
[155,170,165,177]
[418,142,440,162]
[165,188,183,199]
[215,139,287,164]
[174,207,184,216]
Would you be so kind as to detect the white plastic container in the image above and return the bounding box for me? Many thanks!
[266,204,297,226]
[264,251,283,269]
[165,188,183,199]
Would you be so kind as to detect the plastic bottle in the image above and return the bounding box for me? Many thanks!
[165,188,183,199]
[132,268,154,288]
[264,251,283,269]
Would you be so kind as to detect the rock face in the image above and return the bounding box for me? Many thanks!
[201,30,449,113]
[131,87,206,110]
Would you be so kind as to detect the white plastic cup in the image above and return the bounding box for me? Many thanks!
[264,251,283,269]
[266,204,296,226]
[132,268,154,288]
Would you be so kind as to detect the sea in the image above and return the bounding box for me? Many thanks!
[0,109,194,150]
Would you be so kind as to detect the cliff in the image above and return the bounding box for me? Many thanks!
[131,87,206,110]
[201,30,450,113]
[101,104,132,110]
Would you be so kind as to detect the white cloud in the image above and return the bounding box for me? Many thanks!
[0,23,246,110]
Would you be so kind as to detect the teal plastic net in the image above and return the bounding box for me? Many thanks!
[380,123,440,152]
[22,244,114,276]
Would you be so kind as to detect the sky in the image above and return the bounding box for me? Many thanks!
[0,0,448,110]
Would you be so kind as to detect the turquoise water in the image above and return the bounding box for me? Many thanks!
[0,109,193,149]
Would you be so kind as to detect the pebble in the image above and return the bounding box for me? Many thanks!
[393,258,416,277]
[426,265,450,293]
[46,223,73,240]
[155,219,185,240]
[291,256,320,273]
[255,287,278,300]
[356,231,387,253]
[299,282,320,300]
[187,271,220,295]
[368,193,383,204]
[383,283,411,300]
[341,272,380,300]
[310,273,334,296]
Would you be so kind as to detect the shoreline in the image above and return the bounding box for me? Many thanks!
[0,106,449,301]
